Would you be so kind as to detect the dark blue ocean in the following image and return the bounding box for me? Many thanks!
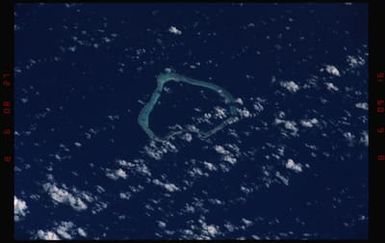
[14,3,368,240]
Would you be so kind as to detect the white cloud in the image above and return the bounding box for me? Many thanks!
[43,183,88,211]
[181,133,192,142]
[56,221,75,239]
[168,26,182,35]
[36,230,60,240]
[347,55,365,68]
[300,118,319,128]
[235,98,244,105]
[119,192,131,200]
[204,161,217,171]
[324,65,341,76]
[214,145,238,165]
[14,196,28,221]
[206,225,219,236]
[77,228,87,237]
[116,159,129,166]
[106,168,128,180]
[355,102,368,110]
[144,140,178,160]
[280,81,300,93]
[36,221,87,240]
[242,218,253,226]
[222,155,237,164]
[157,221,167,228]
[359,130,368,146]
[164,183,180,192]
[214,145,229,155]
[275,171,289,185]
[343,132,355,146]
[275,118,299,136]
[238,108,251,118]
[253,102,264,112]
[153,179,180,192]
[285,159,303,173]
[325,82,339,91]
[213,106,227,119]
[116,159,151,177]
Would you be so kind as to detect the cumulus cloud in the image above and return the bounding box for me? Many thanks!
[285,159,303,173]
[74,142,82,147]
[153,179,180,192]
[238,107,252,118]
[214,145,229,155]
[36,221,87,240]
[355,102,368,110]
[280,81,300,93]
[213,106,227,119]
[214,145,238,165]
[36,230,60,240]
[275,171,289,186]
[106,168,128,180]
[274,118,299,136]
[343,132,355,146]
[203,161,217,171]
[359,130,368,146]
[205,224,219,237]
[144,140,178,160]
[14,196,28,222]
[56,221,76,239]
[43,183,88,211]
[168,26,182,35]
[235,98,244,105]
[325,82,339,91]
[324,65,341,76]
[300,118,319,128]
[347,55,365,68]
[119,192,131,200]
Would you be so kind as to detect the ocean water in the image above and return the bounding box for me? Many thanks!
[14,3,368,240]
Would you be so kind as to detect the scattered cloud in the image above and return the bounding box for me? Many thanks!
[36,230,60,240]
[323,65,341,76]
[106,168,128,180]
[153,179,180,192]
[285,159,303,173]
[347,55,365,68]
[325,82,339,91]
[280,81,300,93]
[274,118,299,136]
[35,221,87,240]
[359,130,368,146]
[355,102,368,110]
[14,196,28,222]
[168,26,182,35]
[43,182,88,211]
[300,118,319,128]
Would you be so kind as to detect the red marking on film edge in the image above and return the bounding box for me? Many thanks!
[2,80,11,87]
[2,101,11,107]
[377,72,384,80]
[2,108,11,115]
[1,72,12,87]
[2,128,11,135]
[3,155,12,163]
[1,73,11,79]
[1,101,12,115]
